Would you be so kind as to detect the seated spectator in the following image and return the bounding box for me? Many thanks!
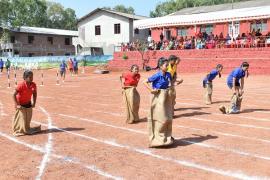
[147,35,152,44]
[225,34,232,47]
[255,29,262,37]
[219,32,224,40]
[266,32,270,47]
[196,38,203,49]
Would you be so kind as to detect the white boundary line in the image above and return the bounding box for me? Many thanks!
[58,114,270,162]
[176,125,270,144]
[0,131,122,180]
[36,106,53,180]
[32,121,270,180]
[183,117,270,131]
[59,108,270,145]
[0,101,8,117]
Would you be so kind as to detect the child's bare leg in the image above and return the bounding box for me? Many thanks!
[205,83,212,105]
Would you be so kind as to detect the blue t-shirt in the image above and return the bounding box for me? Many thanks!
[60,62,67,71]
[148,71,172,89]
[0,60,3,68]
[73,60,78,68]
[227,67,245,88]
[203,69,219,84]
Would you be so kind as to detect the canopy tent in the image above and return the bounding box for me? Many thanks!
[134,6,270,29]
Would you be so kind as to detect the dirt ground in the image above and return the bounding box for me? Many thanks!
[0,67,270,180]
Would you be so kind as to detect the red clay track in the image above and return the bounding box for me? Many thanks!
[0,68,270,179]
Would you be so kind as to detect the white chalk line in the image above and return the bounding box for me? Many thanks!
[58,113,270,162]
[31,120,270,180]
[57,105,270,145]
[35,106,53,180]
[176,125,270,144]
[176,97,270,115]
[0,131,122,180]
[183,117,270,131]
[212,113,270,123]
[0,101,8,116]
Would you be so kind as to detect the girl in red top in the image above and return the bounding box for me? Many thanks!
[12,70,41,136]
[68,58,74,76]
[120,65,141,124]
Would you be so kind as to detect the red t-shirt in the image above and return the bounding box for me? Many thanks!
[122,72,140,86]
[16,81,37,105]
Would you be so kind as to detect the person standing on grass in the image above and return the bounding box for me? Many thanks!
[219,62,249,114]
[12,70,41,137]
[60,60,67,82]
[120,64,141,124]
[203,64,223,105]
[0,59,4,73]
[68,58,73,76]
[144,58,177,148]
[73,58,79,75]
[167,55,183,115]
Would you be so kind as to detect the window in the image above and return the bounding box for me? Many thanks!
[251,20,268,32]
[11,36,15,43]
[47,53,53,56]
[177,28,188,36]
[95,25,101,35]
[200,25,213,35]
[114,24,121,34]
[134,28,139,34]
[65,37,71,45]
[28,36,34,44]
[47,37,53,45]
[228,22,240,38]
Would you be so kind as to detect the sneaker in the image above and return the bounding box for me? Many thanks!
[219,106,226,114]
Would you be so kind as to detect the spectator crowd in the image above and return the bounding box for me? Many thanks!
[121,28,270,51]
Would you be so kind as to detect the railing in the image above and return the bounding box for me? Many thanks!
[0,42,75,52]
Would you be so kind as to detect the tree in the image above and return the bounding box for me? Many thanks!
[9,0,48,27]
[47,2,65,29]
[0,0,77,30]
[62,8,77,30]
[103,4,135,15]
[150,0,251,17]
[134,40,148,70]
[0,0,11,25]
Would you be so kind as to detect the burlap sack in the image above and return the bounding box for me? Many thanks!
[122,87,140,123]
[148,89,174,147]
[13,107,41,136]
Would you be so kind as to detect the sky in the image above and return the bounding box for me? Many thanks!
[52,0,166,18]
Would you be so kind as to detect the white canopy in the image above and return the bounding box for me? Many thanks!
[134,6,270,29]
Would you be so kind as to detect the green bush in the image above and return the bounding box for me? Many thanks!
[122,53,128,60]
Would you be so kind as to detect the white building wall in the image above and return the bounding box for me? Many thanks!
[78,11,131,55]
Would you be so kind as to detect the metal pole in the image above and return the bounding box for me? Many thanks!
[14,71,17,85]
[56,70,60,85]
[7,70,10,88]
[40,70,44,86]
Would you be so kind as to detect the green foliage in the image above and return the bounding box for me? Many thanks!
[0,0,77,30]
[47,2,77,30]
[103,4,135,15]
[9,0,48,27]
[150,0,251,17]
[122,53,128,60]
[0,29,10,43]
[0,0,11,25]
